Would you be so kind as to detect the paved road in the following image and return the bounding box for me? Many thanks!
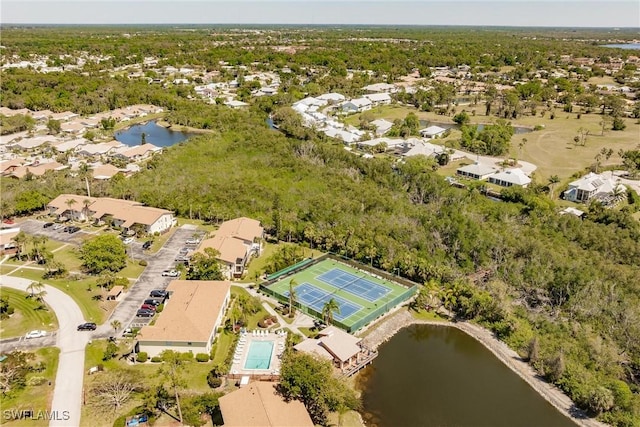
[94,226,199,337]
[0,275,89,427]
[0,332,58,352]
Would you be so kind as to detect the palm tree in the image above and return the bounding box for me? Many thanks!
[65,198,77,220]
[27,281,45,298]
[322,298,340,325]
[111,320,122,333]
[82,199,92,221]
[12,231,28,259]
[548,175,560,199]
[288,279,298,318]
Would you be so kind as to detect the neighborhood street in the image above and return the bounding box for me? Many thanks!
[0,275,88,427]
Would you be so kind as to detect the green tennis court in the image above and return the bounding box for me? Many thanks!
[263,258,415,332]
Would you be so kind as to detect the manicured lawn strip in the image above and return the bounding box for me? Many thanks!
[118,260,145,279]
[0,347,60,427]
[297,327,317,338]
[147,227,176,253]
[50,245,83,271]
[8,268,106,324]
[211,329,235,366]
[82,339,215,427]
[0,288,58,338]
[244,241,279,281]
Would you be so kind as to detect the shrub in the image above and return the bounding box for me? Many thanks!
[27,376,47,386]
[196,353,210,362]
[139,260,148,266]
[270,316,277,323]
[136,352,148,363]
[151,356,162,363]
[207,373,222,388]
[156,304,164,313]
[103,342,118,361]
[257,320,267,328]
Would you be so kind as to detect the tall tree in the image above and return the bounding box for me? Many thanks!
[322,298,340,325]
[288,279,298,317]
[159,350,185,424]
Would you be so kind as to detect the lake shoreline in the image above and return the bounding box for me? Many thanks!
[358,309,607,427]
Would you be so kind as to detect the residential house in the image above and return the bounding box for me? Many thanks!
[9,161,65,179]
[137,280,231,358]
[53,138,88,153]
[317,92,346,103]
[60,121,86,135]
[456,163,497,180]
[91,164,122,180]
[403,141,445,158]
[357,137,406,151]
[294,326,369,371]
[224,100,249,109]
[196,217,263,279]
[76,141,124,158]
[219,382,314,427]
[114,144,162,162]
[341,98,372,113]
[0,159,26,176]
[419,125,448,139]
[0,227,20,255]
[370,118,394,136]
[488,169,531,188]
[362,82,397,93]
[49,111,79,122]
[564,172,626,203]
[363,92,392,106]
[8,135,58,151]
[47,194,175,234]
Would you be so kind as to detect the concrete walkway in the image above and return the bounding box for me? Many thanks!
[0,275,89,427]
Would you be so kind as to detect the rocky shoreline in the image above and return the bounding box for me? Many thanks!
[359,309,608,427]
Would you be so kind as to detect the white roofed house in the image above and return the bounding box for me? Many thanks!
[370,119,394,136]
[341,98,372,113]
[488,169,531,188]
[456,163,497,181]
[403,141,446,158]
[113,144,162,162]
[316,92,346,103]
[563,172,626,204]
[363,92,392,106]
[76,140,124,158]
[419,125,448,139]
[362,82,397,93]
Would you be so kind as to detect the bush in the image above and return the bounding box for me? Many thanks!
[136,352,148,363]
[151,356,162,363]
[27,376,47,386]
[139,260,148,266]
[257,320,267,328]
[207,374,222,389]
[196,353,210,362]
[103,342,118,361]
[156,304,164,313]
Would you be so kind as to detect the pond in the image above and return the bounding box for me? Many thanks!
[115,121,195,147]
[602,43,640,50]
[356,325,577,427]
[420,120,533,135]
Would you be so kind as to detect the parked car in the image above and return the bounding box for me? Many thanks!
[136,309,155,318]
[144,299,162,306]
[77,322,97,331]
[178,247,190,254]
[185,238,200,245]
[149,290,167,298]
[174,255,190,263]
[142,241,153,250]
[52,223,64,230]
[140,304,157,311]
[25,330,47,339]
[67,226,81,234]
[161,269,179,277]
[62,226,71,232]
[43,222,54,228]
[122,237,135,245]
[122,328,135,337]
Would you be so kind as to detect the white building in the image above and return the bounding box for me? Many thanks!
[419,125,448,139]
[564,172,626,203]
[341,98,372,113]
[488,169,532,188]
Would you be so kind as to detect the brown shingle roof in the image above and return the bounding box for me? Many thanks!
[317,326,362,362]
[47,194,97,215]
[138,280,230,343]
[196,234,248,265]
[216,217,263,243]
[89,197,171,226]
[219,382,314,427]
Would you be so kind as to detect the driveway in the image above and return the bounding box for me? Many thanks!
[0,275,88,427]
[94,225,199,337]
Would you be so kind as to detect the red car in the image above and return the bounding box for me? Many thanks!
[140,304,157,311]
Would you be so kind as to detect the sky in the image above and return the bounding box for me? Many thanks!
[1,1,639,27]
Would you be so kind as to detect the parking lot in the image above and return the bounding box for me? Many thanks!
[94,225,204,336]
[17,219,97,245]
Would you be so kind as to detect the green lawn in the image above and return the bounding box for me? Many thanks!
[0,288,58,338]
[211,329,236,366]
[0,347,60,427]
[344,103,640,183]
[118,259,145,279]
[8,267,108,324]
[81,339,215,427]
[50,245,83,271]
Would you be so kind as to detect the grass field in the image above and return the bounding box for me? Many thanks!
[265,258,414,332]
[0,288,58,338]
[0,347,60,427]
[346,104,640,183]
[81,339,216,427]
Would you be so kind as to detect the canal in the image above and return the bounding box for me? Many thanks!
[357,324,577,427]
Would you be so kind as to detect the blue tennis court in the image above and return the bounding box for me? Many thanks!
[285,282,361,321]
[317,269,391,302]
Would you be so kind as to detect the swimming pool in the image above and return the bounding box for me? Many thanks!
[244,340,274,370]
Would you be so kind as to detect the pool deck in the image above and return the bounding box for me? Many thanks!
[229,329,286,378]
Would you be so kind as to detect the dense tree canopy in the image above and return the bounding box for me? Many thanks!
[79,234,127,274]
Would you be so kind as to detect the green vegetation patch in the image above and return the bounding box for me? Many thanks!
[0,288,58,338]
